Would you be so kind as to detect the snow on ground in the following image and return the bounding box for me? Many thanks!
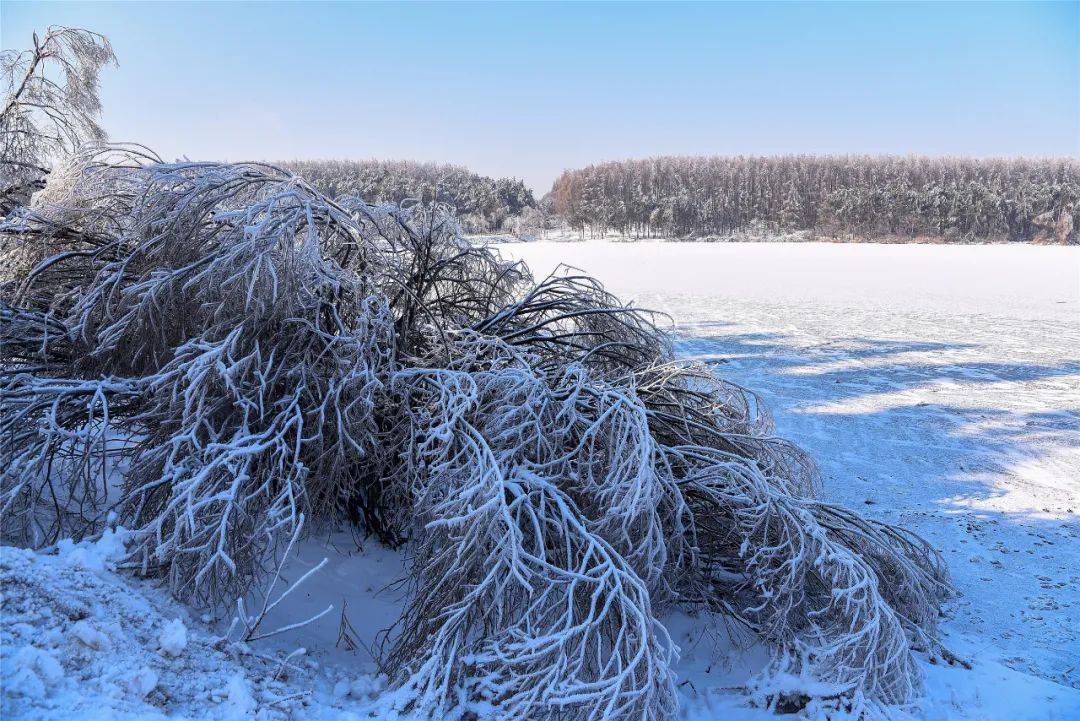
[1,531,318,721]
[3,241,1078,720]
[0,531,416,721]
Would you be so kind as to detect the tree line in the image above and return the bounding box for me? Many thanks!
[548,155,1079,242]
[283,159,535,234]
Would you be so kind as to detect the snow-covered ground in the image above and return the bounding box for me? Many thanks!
[3,241,1078,720]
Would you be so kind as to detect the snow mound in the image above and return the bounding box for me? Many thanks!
[158,619,187,657]
[54,526,129,573]
[0,544,382,721]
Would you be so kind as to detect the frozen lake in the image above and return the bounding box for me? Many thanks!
[495,241,1080,714]
[495,241,1078,322]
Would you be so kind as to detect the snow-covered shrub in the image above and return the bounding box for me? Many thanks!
[1,145,953,719]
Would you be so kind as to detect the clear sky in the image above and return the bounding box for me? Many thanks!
[3,1,1077,193]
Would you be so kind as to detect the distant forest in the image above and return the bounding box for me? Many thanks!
[548,156,1079,243]
[283,159,535,233]
[281,156,1079,243]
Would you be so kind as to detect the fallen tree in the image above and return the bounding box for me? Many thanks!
[1,144,953,719]
[1,22,955,721]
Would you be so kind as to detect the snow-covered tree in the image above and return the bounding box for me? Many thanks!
[549,155,1079,242]
[282,158,535,234]
[1,26,114,212]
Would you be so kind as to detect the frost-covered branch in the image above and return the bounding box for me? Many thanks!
[1,27,114,212]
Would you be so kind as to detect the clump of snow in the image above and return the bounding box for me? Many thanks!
[70,620,108,650]
[4,646,64,701]
[54,526,129,573]
[331,673,388,701]
[349,673,386,699]
[224,674,255,718]
[126,667,158,699]
[158,618,187,657]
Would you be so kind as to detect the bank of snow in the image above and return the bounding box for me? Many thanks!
[0,532,400,721]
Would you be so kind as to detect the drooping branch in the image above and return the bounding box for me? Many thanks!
[1,146,953,719]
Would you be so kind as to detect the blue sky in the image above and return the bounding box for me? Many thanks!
[3,1,1077,192]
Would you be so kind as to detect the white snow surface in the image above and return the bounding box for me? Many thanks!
[0,534,402,721]
[3,241,1078,720]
